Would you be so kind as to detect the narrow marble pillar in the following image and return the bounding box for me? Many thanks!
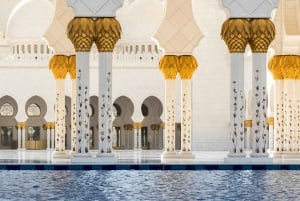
[244,120,252,150]
[68,55,77,152]
[133,123,142,150]
[283,80,294,152]
[178,55,197,158]
[249,19,275,157]
[16,123,22,150]
[68,17,95,156]
[221,18,250,157]
[94,18,121,157]
[267,117,274,152]
[49,55,68,156]
[159,56,178,159]
[45,123,51,150]
[268,56,284,153]
[21,122,26,150]
[50,123,55,150]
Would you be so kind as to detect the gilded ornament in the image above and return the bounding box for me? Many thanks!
[95,18,122,52]
[49,55,69,79]
[268,56,283,80]
[178,55,198,79]
[280,55,300,79]
[267,117,274,126]
[67,17,95,52]
[249,19,275,53]
[269,55,300,80]
[68,55,76,79]
[133,122,142,129]
[244,120,252,127]
[221,19,250,53]
[159,55,179,79]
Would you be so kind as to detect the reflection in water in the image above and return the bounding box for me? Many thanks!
[0,170,299,200]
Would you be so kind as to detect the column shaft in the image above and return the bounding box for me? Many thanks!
[55,79,66,152]
[71,78,77,152]
[274,80,284,152]
[51,125,55,150]
[46,125,50,150]
[283,80,294,152]
[229,53,246,156]
[98,52,113,154]
[181,79,192,152]
[251,53,268,156]
[21,124,26,150]
[17,125,21,150]
[164,79,176,152]
[76,52,90,154]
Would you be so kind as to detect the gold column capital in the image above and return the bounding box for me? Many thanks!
[94,17,121,52]
[161,122,165,129]
[67,17,95,52]
[159,55,179,79]
[133,122,142,129]
[17,122,26,129]
[244,120,252,128]
[124,124,133,131]
[268,56,283,80]
[221,18,250,53]
[178,55,198,79]
[267,117,274,125]
[280,55,300,80]
[249,19,275,53]
[49,55,69,79]
[67,55,76,79]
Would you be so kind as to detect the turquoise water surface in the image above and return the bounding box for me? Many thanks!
[0,170,299,200]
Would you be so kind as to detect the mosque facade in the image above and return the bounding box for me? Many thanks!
[0,0,298,161]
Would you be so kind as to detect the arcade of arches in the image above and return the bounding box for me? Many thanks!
[0,95,165,150]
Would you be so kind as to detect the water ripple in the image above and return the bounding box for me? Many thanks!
[0,170,299,200]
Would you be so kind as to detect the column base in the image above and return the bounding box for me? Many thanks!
[250,152,269,157]
[161,151,178,162]
[273,152,300,159]
[179,151,195,159]
[96,152,118,163]
[53,151,70,159]
[71,153,92,163]
[227,152,247,157]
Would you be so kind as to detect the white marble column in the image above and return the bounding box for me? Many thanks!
[221,19,249,158]
[94,17,121,162]
[274,80,284,152]
[230,53,246,156]
[164,79,176,154]
[55,79,66,153]
[69,60,77,152]
[45,123,51,150]
[49,55,68,158]
[283,80,294,152]
[21,123,26,150]
[178,55,197,158]
[296,80,300,152]
[67,17,95,160]
[244,120,252,150]
[159,56,178,159]
[50,123,55,150]
[75,52,91,155]
[17,123,22,150]
[97,52,114,156]
[133,123,142,150]
[249,19,275,158]
[251,53,269,156]
[268,117,274,152]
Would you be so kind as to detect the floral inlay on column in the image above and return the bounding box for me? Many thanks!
[67,17,95,154]
[221,18,250,156]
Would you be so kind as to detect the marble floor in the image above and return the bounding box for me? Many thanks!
[0,149,300,164]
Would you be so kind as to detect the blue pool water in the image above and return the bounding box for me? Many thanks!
[0,170,299,200]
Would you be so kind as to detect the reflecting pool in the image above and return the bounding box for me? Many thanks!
[0,170,299,200]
